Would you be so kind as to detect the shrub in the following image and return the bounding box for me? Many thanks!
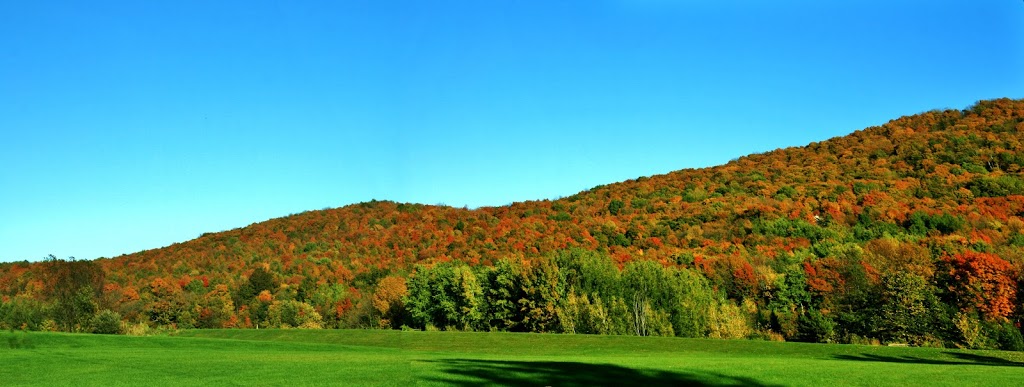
[747,330,786,342]
[123,321,154,336]
[267,300,323,329]
[844,334,881,346]
[91,310,123,334]
[986,321,1024,351]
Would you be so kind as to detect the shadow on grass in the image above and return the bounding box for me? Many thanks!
[833,351,1022,367]
[422,358,782,386]
[3,331,36,349]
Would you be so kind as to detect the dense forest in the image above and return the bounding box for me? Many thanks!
[3,98,1024,350]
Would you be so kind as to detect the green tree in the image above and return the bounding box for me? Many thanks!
[247,266,278,298]
[608,200,625,216]
[556,249,621,304]
[482,258,526,331]
[308,283,349,329]
[518,257,565,333]
[796,309,836,343]
[0,296,48,331]
[671,268,715,337]
[621,260,712,337]
[267,300,323,328]
[559,292,613,335]
[876,272,942,344]
[405,262,483,330]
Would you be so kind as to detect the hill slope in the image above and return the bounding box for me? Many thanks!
[2,98,1024,348]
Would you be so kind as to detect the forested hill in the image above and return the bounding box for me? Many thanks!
[3,98,1024,349]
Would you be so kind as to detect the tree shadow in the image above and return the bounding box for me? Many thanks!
[3,330,36,349]
[944,351,1024,367]
[421,358,782,386]
[833,351,1022,367]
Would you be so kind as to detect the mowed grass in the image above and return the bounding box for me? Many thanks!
[2,329,1022,386]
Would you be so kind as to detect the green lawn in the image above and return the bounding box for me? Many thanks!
[2,329,1022,386]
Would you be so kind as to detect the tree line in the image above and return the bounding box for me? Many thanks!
[2,247,1021,351]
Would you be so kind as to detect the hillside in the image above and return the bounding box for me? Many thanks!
[3,98,1024,349]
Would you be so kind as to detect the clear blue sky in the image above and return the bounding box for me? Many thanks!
[1,1,1021,262]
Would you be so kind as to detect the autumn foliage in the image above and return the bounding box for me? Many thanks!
[945,251,1017,321]
[2,98,1024,349]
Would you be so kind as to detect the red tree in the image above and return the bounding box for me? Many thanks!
[945,251,1017,321]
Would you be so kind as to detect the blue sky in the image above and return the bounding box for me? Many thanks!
[1,1,1022,262]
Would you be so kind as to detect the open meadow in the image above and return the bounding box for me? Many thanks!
[2,329,1022,386]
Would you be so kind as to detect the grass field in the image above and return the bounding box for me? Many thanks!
[2,329,1022,386]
